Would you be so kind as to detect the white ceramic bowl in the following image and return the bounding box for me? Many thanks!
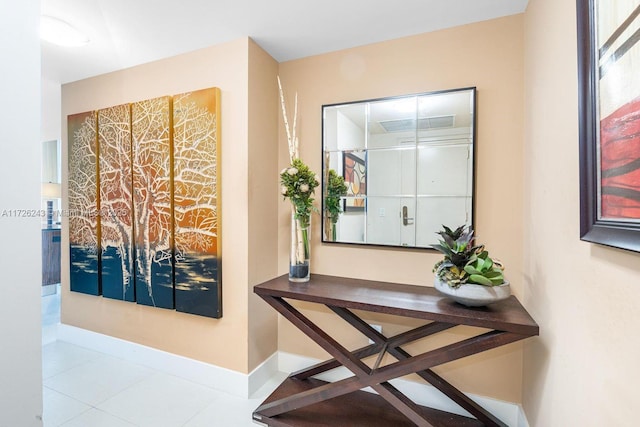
[434,277,511,307]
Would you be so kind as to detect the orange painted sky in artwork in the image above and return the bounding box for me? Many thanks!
[68,111,97,246]
[173,88,219,255]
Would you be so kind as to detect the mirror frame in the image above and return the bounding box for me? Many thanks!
[321,87,477,249]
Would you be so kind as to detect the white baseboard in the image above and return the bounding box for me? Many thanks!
[248,352,279,396]
[56,324,278,398]
[518,404,531,427]
[279,351,529,427]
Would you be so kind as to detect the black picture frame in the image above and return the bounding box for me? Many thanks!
[577,0,640,253]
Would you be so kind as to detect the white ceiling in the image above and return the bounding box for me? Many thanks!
[41,0,529,85]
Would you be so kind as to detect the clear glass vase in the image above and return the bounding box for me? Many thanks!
[289,212,310,282]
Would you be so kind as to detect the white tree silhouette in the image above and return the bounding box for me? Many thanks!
[132,97,172,304]
[68,112,98,252]
[98,104,134,296]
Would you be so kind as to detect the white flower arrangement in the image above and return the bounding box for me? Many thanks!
[278,76,319,270]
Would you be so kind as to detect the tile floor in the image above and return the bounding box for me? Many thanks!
[41,288,285,427]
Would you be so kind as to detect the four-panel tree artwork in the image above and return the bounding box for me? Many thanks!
[68,88,222,318]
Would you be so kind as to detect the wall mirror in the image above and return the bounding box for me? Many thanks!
[321,87,476,248]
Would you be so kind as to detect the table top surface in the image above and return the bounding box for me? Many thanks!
[254,274,539,336]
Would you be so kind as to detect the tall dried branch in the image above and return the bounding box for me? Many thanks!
[278,76,299,162]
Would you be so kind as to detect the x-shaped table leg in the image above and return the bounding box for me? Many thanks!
[290,321,457,380]
[255,295,524,426]
[329,306,509,427]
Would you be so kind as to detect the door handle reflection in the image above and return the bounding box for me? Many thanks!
[402,206,414,226]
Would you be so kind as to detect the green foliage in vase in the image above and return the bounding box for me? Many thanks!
[432,225,505,288]
[325,169,347,224]
[280,158,319,227]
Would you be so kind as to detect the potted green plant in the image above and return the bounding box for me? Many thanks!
[432,225,511,306]
[324,169,347,241]
[280,158,319,282]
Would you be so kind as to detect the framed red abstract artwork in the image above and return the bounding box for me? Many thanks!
[578,0,640,252]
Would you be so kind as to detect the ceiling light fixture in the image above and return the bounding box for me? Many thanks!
[40,15,89,47]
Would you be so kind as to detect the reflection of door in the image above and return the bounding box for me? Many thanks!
[415,143,472,247]
[399,147,416,246]
[365,145,416,246]
[366,94,473,247]
[367,148,402,246]
[366,98,417,246]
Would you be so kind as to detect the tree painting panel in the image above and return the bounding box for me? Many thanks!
[173,88,222,318]
[98,104,135,301]
[132,96,174,309]
[68,111,100,295]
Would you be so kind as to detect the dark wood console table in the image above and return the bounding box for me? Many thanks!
[253,274,539,427]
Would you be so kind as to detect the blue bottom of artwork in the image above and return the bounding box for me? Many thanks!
[101,246,135,302]
[175,253,221,318]
[70,247,220,318]
[70,245,100,295]
[135,258,174,309]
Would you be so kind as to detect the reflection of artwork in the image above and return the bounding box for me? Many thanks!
[173,88,222,318]
[68,111,100,296]
[99,104,135,301]
[343,151,366,211]
[68,88,222,317]
[132,96,173,309]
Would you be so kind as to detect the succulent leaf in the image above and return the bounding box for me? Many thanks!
[442,234,455,248]
[464,265,481,275]
[469,274,492,286]
[485,257,493,270]
[484,270,503,279]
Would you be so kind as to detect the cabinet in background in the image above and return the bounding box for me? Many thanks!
[42,228,61,285]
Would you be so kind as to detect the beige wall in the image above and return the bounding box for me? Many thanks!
[523,0,640,425]
[247,39,280,370]
[61,37,278,374]
[277,15,526,402]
